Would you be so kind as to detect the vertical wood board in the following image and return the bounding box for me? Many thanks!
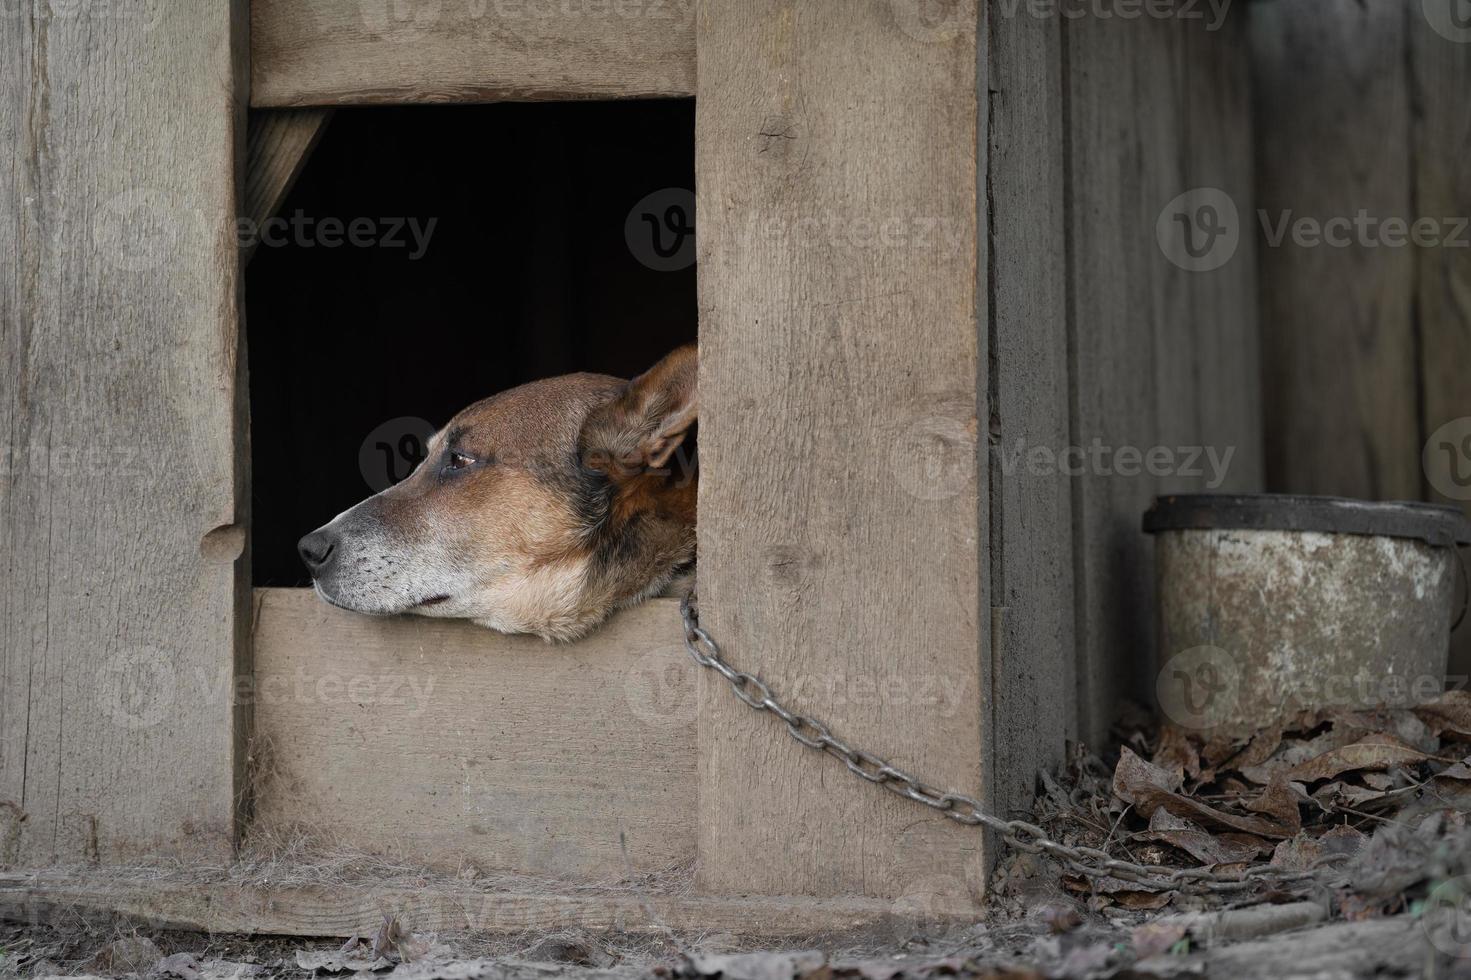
[1065,9,1261,745]
[695,0,988,902]
[985,1,1075,813]
[1252,0,1419,500]
[1409,9,1471,674]
[0,2,248,865]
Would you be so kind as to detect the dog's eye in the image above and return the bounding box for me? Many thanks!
[442,450,476,475]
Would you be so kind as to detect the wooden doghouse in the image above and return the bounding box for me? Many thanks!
[0,1,1260,933]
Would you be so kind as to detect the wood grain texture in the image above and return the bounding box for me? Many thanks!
[243,109,333,263]
[695,0,988,901]
[0,870,976,939]
[1065,11,1261,744]
[251,0,696,106]
[984,4,1076,813]
[1252,0,1420,500]
[0,3,247,866]
[1409,11,1471,675]
[250,590,695,880]
[1177,8,1262,498]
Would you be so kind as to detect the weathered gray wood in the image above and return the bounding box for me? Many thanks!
[251,0,696,106]
[0,870,975,939]
[696,0,989,901]
[985,5,1075,813]
[250,590,695,880]
[1064,16,1172,745]
[1177,8,1262,498]
[243,109,333,264]
[1065,11,1261,745]
[0,3,248,865]
[1410,11,1471,678]
[1252,0,1420,500]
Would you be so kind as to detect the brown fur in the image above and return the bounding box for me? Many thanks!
[298,346,698,641]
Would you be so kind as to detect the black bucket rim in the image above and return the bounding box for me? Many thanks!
[1143,493,1471,548]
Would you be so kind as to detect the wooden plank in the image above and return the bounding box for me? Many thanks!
[1063,16,1170,745]
[1409,11,1471,676]
[251,0,696,106]
[0,3,248,865]
[250,590,696,880]
[0,871,975,939]
[984,5,1075,812]
[1177,8,1262,497]
[243,109,333,264]
[695,1,988,901]
[1252,0,1420,500]
[1064,12,1263,746]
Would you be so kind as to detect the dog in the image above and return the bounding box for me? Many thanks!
[298,345,697,641]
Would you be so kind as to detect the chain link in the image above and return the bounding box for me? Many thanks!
[679,591,1337,896]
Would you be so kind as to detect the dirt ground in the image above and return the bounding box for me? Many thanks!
[10,694,1471,979]
[0,899,1459,979]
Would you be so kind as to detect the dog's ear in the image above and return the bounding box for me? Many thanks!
[580,344,698,477]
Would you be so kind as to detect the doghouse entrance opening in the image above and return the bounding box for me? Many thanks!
[246,101,697,587]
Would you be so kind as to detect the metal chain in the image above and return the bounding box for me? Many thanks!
[679,591,1335,896]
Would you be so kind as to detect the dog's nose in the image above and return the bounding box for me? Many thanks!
[298,529,338,576]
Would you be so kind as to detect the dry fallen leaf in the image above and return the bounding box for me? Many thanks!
[1037,903,1083,934]
[1138,807,1263,866]
[1283,734,1429,784]
[1131,921,1188,959]
[1413,690,1471,738]
[1113,747,1297,838]
[1437,760,1471,781]
[1152,724,1202,783]
[1243,774,1306,832]
[686,950,827,980]
[1270,834,1325,872]
[1113,890,1176,910]
[153,952,203,980]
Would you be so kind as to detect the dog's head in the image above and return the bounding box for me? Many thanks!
[298,345,697,641]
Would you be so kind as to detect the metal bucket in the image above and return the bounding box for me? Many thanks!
[1143,494,1471,736]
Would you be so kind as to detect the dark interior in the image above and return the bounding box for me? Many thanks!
[246,100,697,587]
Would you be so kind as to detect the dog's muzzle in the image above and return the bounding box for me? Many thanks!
[298,528,339,578]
